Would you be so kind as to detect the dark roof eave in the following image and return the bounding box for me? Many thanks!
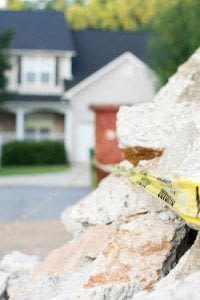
[9,95,62,102]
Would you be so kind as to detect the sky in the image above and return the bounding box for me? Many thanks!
[0,0,39,8]
[0,0,7,8]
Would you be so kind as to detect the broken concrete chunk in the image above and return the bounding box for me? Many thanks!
[0,251,42,299]
[32,224,115,278]
[0,251,41,278]
[117,102,200,153]
[155,122,198,176]
[62,122,200,235]
[156,232,200,288]
[0,271,9,298]
[83,213,186,292]
[9,212,187,300]
[61,174,155,235]
[154,47,200,104]
[117,102,174,150]
[135,270,200,300]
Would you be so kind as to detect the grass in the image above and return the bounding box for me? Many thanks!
[0,165,69,176]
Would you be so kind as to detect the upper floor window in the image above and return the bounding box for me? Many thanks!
[22,56,56,86]
[27,72,35,83]
[41,72,50,83]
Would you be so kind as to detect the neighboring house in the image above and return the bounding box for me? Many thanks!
[0,10,157,163]
[0,10,74,153]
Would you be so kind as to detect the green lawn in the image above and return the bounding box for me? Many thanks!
[0,165,69,176]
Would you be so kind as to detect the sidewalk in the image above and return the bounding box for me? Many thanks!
[0,163,91,187]
[0,220,72,258]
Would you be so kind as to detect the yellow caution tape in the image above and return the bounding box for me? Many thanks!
[94,160,200,226]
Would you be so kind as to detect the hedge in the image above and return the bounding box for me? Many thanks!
[1,140,67,166]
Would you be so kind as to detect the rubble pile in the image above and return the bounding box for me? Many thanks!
[117,48,200,166]
[135,271,200,300]
[0,251,41,300]
[1,48,200,299]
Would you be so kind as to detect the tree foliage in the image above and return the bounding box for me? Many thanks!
[0,30,14,104]
[7,0,29,9]
[149,0,200,85]
[67,0,160,30]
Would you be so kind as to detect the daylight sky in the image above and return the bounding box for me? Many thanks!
[0,0,7,8]
[0,0,40,8]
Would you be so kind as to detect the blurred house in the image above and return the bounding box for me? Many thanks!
[0,10,157,163]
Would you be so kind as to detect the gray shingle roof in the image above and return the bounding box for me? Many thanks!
[13,94,61,102]
[0,10,74,51]
[65,29,151,89]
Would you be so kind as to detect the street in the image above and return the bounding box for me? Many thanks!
[0,186,92,257]
[0,186,92,221]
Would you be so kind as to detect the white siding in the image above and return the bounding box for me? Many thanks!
[75,123,95,162]
[7,52,73,95]
[60,56,73,81]
[6,56,18,91]
[71,59,156,123]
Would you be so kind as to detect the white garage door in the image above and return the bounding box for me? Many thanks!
[75,123,95,162]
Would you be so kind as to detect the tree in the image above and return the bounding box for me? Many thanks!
[149,0,200,85]
[0,30,14,104]
[66,0,175,30]
[7,0,28,9]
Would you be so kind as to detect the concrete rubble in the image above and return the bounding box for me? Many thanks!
[5,213,187,299]
[134,270,200,300]
[117,48,200,165]
[154,47,200,104]
[1,48,200,299]
[0,271,9,299]
[0,251,41,299]
[61,173,155,236]
[0,251,41,278]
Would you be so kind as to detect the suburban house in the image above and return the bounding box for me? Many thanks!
[0,10,157,163]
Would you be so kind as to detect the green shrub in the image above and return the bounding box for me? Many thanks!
[1,141,67,166]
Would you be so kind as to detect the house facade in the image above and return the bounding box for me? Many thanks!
[0,10,75,154]
[0,10,157,163]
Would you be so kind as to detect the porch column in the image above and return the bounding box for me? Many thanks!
[64,108,74,162]
[16,108,25,140]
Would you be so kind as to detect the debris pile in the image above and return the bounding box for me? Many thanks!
[1,48,200,299]
[0,251,41,299]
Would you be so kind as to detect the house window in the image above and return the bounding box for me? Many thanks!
[41,73,50,83]
[40,128,50,138]
[27,72,35,83]
[25,127,50,140]
[25,128,35,140]
[22,56,55,86]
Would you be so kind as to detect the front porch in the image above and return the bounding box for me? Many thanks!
[0,103,74,161]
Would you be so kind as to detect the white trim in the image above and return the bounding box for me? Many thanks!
[63,52,155,99]
[2,100,69,115]
[9,49,76,57]
[16,108,25,140]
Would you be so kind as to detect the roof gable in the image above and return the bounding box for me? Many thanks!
[0,10,74,51]
[64,51,155,99]
[65,29,152,90]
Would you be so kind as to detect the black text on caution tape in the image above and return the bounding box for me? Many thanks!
[158,189,175,206]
